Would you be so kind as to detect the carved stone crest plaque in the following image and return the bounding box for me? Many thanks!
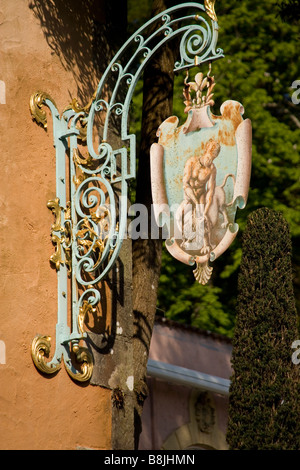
[151,71,252,284]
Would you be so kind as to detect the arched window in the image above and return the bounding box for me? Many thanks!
[162,391,228,450]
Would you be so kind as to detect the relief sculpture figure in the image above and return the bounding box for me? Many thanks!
[176,139,234,256]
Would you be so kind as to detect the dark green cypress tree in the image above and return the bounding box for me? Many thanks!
[227,208,300,450]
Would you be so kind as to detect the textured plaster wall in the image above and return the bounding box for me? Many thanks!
[0,0,112,450]
[139,319,232,450]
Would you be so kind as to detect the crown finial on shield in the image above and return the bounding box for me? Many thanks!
[183,68,216,113]
[204,0,217,22]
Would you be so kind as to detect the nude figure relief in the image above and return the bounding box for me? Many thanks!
[176,138,235,258]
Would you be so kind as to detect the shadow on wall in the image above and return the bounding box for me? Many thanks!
[28,0,128,103]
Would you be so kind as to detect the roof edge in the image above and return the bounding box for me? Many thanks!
[154,315,232,344]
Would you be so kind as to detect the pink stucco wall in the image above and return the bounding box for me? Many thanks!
[149,317,232,378]
[139,317,232,450]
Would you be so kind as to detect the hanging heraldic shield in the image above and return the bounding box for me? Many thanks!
[150,72,252,284]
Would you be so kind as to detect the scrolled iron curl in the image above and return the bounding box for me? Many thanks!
[134,34,144,44]
[97,141,113,166]
[111,62,123,74]
[176,22,213,68]
[95,98,108,113]
[79,186,105,214]
[75,176,116,222]
[163,27,173,37]
[162,13,171,23]
[74,142,112,179]
[186,27,210,57]
[100,166,110,180]
[75,225,119,285]
[142,47,151,58]
[78,287,101,308]
[78,256,96,276]
[124,73,134,85]
[110,102,124,116]
[74,176,117,281]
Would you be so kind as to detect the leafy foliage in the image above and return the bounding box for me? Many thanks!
[158,249,235,336]
[227,208,300,449]
[278,0,300,23]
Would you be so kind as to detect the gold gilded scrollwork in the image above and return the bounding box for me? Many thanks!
[63,91,97,141]
[73,167,86,188]
[47,198,62,232]
[64,247,72,274]
[64,91,97,115]
[72,148,93,187]
[77,216,109,270]
[66,343,93,382]
[50,234,64,270]
[78,300,96,335]
[29,91,57,129]
[31,335,93,382]
[63,203,72,274]
[47,198,72,272]
[64,201,71,221]
[204,0,217,21]
[73,147,94,167]
[31,335,61,375]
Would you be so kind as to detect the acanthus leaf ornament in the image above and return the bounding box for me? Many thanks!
[47,198,72,272]
[78,301,96,336]
[64,342,94,383]
[47,198,61,231]
[204,0,217,22]
[31,335,61,375]
[29,91,58,129]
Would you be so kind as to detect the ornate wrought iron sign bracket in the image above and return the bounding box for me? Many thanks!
[30,2,225,382]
